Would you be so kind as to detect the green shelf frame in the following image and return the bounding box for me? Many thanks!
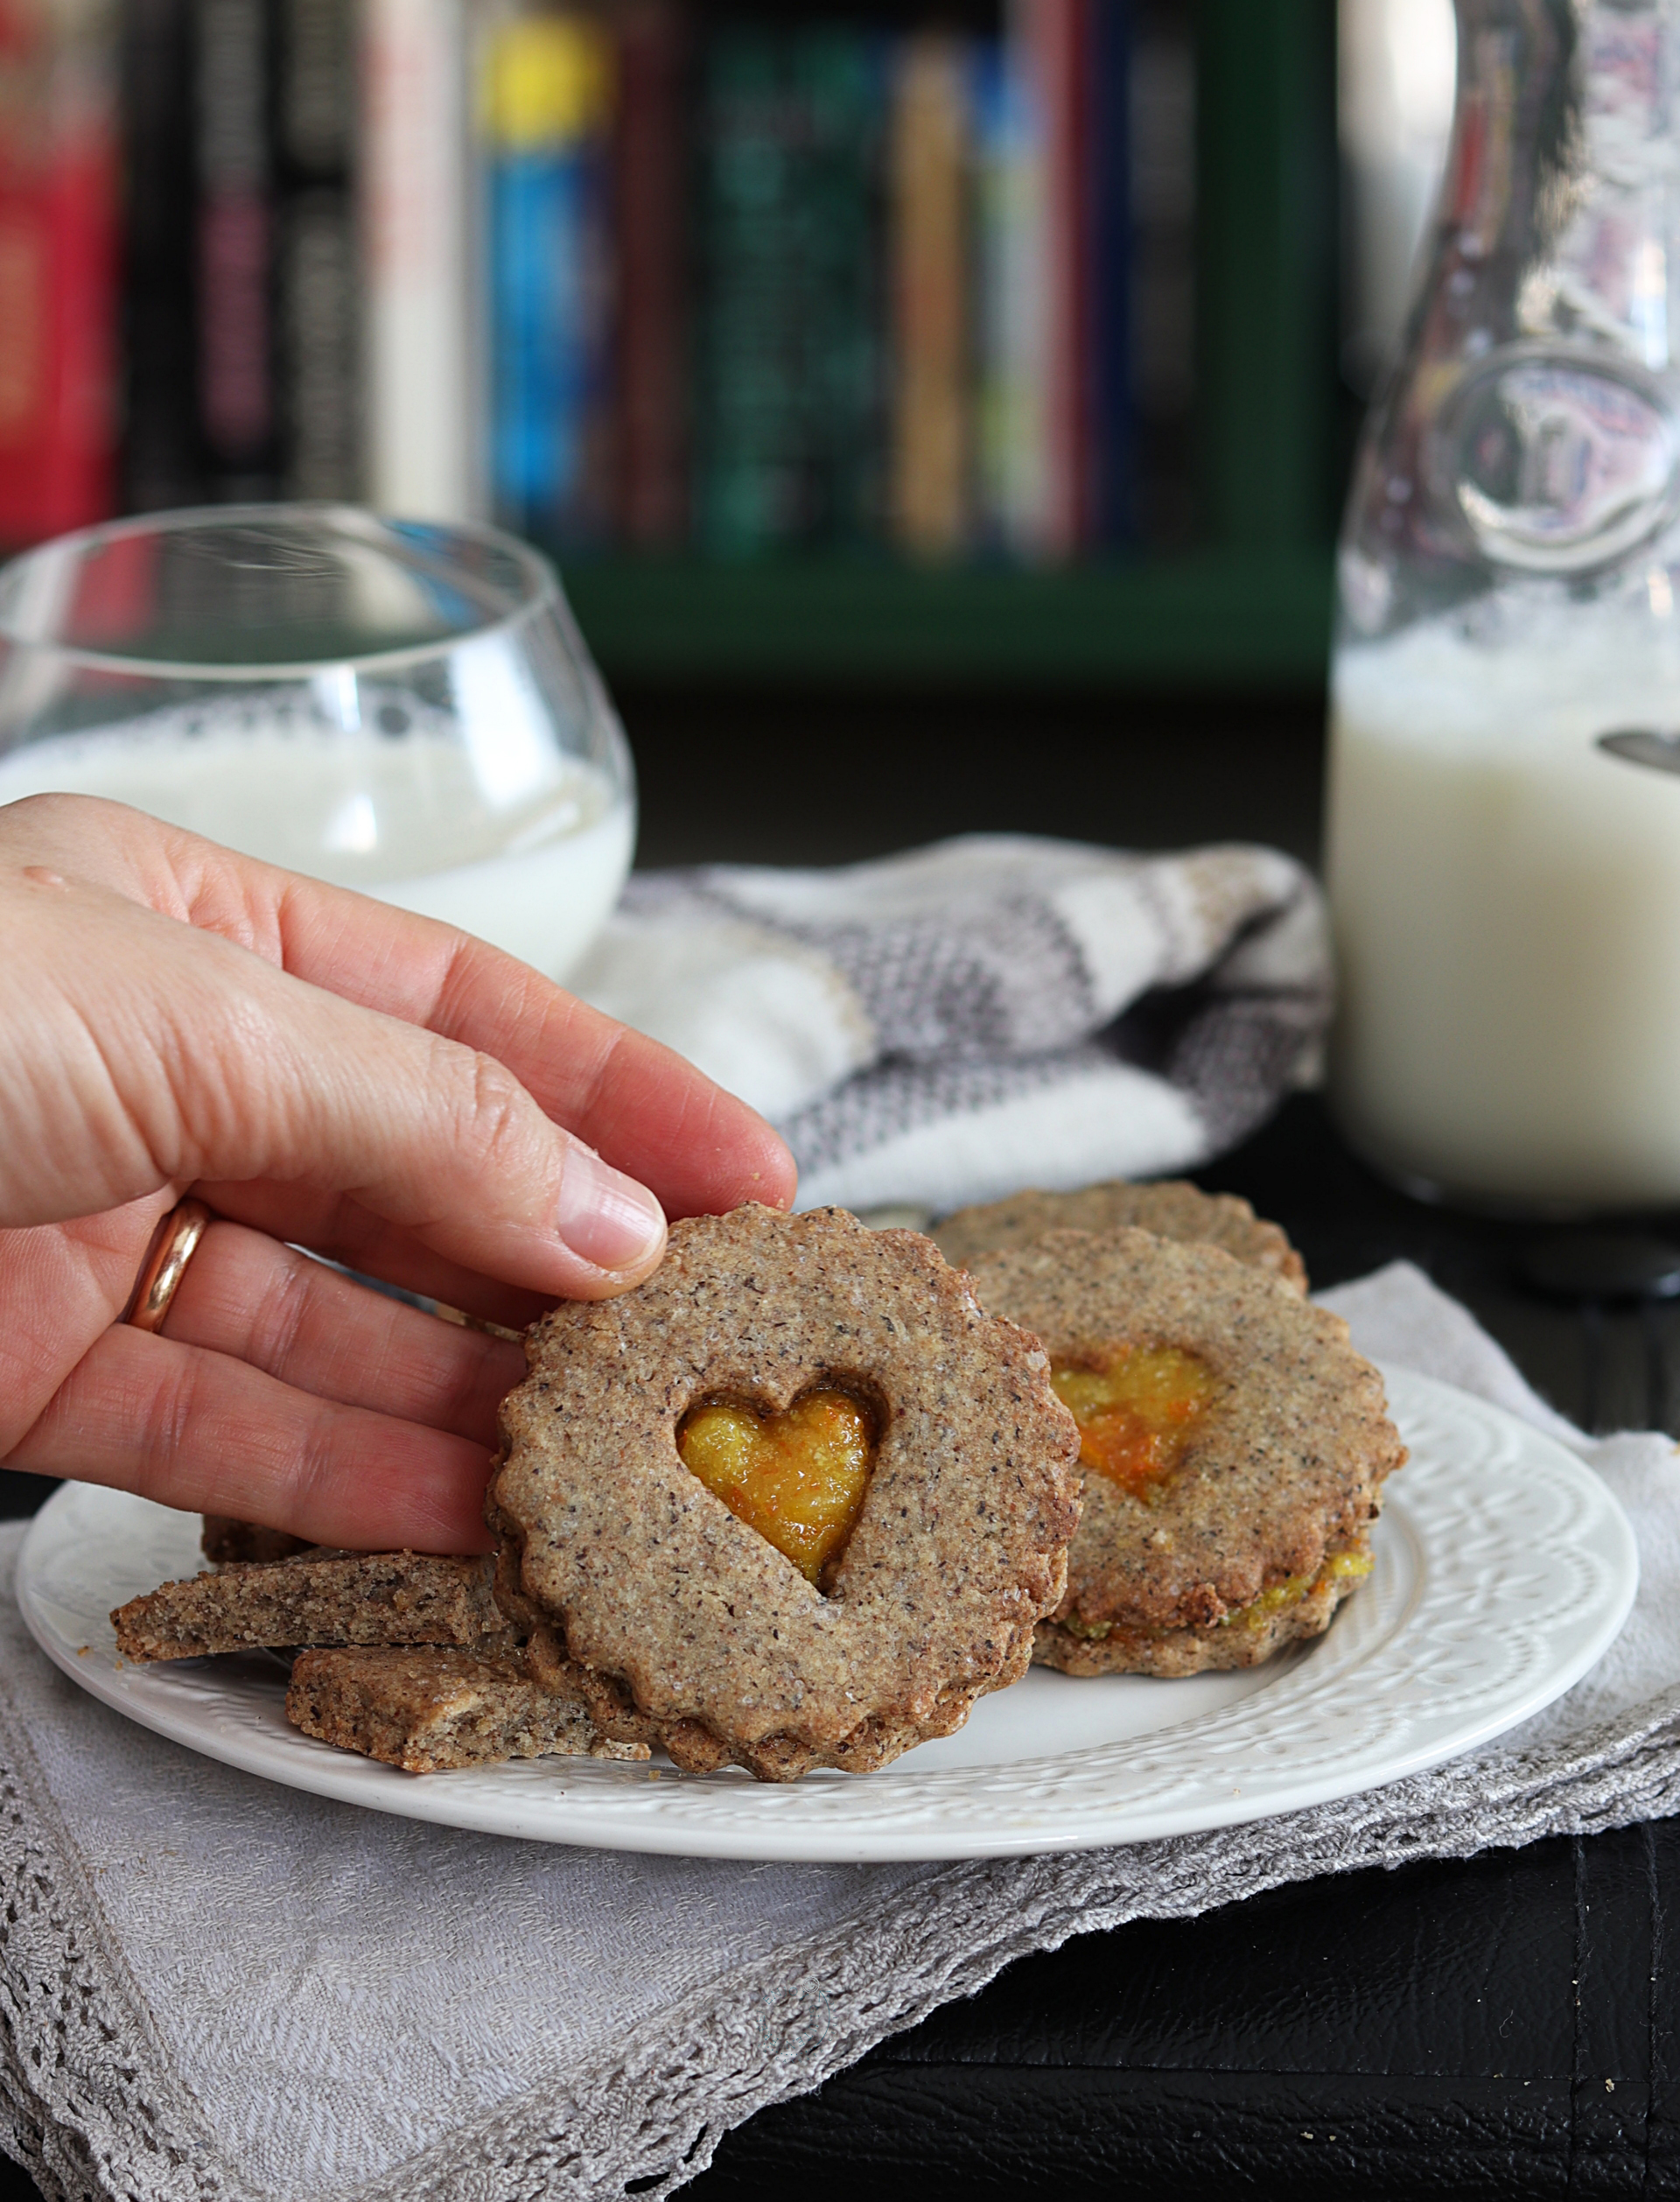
[561,550,1333,687]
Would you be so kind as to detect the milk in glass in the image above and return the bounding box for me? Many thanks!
[0,707,633,981]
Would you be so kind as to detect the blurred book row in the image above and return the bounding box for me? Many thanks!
[0,0,1197,564]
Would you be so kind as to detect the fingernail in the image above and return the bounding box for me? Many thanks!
[556,1147,666,1273]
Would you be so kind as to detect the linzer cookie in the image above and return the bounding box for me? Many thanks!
[489,1204,1082,1781]
[934,1179,1308,1294]
[112,1551,511,1661]
[286,1646,650,1772]
[966,1226,1403,1677]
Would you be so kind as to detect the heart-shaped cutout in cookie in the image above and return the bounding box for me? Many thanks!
[677,1387,877,1587]
[1051,1344,1214,1499]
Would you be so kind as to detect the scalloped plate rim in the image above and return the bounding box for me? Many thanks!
[12,1365,1639,1861]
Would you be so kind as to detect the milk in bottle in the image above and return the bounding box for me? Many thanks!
[1330,605,1680,1206]
[1327,0,1680,1208]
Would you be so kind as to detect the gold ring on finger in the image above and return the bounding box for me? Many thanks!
[125,1198,214,1333]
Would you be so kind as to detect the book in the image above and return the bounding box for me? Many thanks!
[120,0,200,510]
[0,0,120,548]
[359,0,475,519]
[693,24,885,557]
[612,0,686,550]
[692,26,807,556]
[484,9,615,544]
[194,0,277,496]
[887,32,972,560]
[1090,0,1132,546]
[973,35,1043,556]
[795,26,885,546]
[274,0,359,501]
[1128,0,1195,548]
[1011,0,1096,560]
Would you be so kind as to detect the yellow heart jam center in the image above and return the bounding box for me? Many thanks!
[1051,1345,1215,1498]
[676,1388,877,1586]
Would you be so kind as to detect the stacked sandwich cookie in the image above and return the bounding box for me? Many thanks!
[934,1179,1404,1676]
[961,1227,1404,1675]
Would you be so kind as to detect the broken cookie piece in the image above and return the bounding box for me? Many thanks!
[112,1550,512,1661]
[286,1646,650,1772]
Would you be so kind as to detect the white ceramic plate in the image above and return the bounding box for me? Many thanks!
[15,1366,1637,1862]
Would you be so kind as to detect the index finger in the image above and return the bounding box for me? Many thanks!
[11,798,799,1221]
[268,873,794,1215]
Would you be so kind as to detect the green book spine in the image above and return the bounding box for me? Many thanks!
[693,25,886,556]
[693,28,805,556]
[794,25,886,548]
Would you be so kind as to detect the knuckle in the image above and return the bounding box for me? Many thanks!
[290,1417,342,1531]
[242,1245,318,1381]
[452,1046,547,1179]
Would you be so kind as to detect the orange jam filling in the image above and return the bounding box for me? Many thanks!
[1061,1546,1373,1644]
[676,1388,876,1586]
[1222,1546,1373,1630]
[1050,1345,1216,1499]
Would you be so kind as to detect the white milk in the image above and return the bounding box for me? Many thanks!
[0,712,634,982]
[1328,608,1680,1209]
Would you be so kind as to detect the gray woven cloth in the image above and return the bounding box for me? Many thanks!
[571,836,1333,1211]
[3,1261,1680,2202]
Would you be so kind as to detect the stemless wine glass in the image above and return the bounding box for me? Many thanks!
[0,505,635,980]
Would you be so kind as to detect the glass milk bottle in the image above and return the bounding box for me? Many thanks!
[1328,0,1680,1210]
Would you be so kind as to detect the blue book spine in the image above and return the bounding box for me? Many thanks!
[484,15,613,543]
[971,36,1043,555]
[490,146,598,529]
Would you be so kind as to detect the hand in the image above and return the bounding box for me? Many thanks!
[0,795,795,1550]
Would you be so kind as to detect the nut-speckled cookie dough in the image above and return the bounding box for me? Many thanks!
[489,1204,1082,1780]
[112,1551,512,1662]
[966,1226,1403,1676]
[286,1645,650,1771]
[934,1180,1308,1294]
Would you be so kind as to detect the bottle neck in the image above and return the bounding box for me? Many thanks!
[1440,0,1677,368]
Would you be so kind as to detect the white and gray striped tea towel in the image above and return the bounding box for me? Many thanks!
[4,1264,1680,2202]
[569,833,1332,1212]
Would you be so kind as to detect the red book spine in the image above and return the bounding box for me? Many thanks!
[613,0,687,549]
[0,0,118,549]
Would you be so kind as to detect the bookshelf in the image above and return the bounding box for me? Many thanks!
[565,548,1333,685]
[0,0,1343,691]
[564,0,1340,691]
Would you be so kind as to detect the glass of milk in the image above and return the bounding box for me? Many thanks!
[1328,0,1680,1213]
[0,506,634,981]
